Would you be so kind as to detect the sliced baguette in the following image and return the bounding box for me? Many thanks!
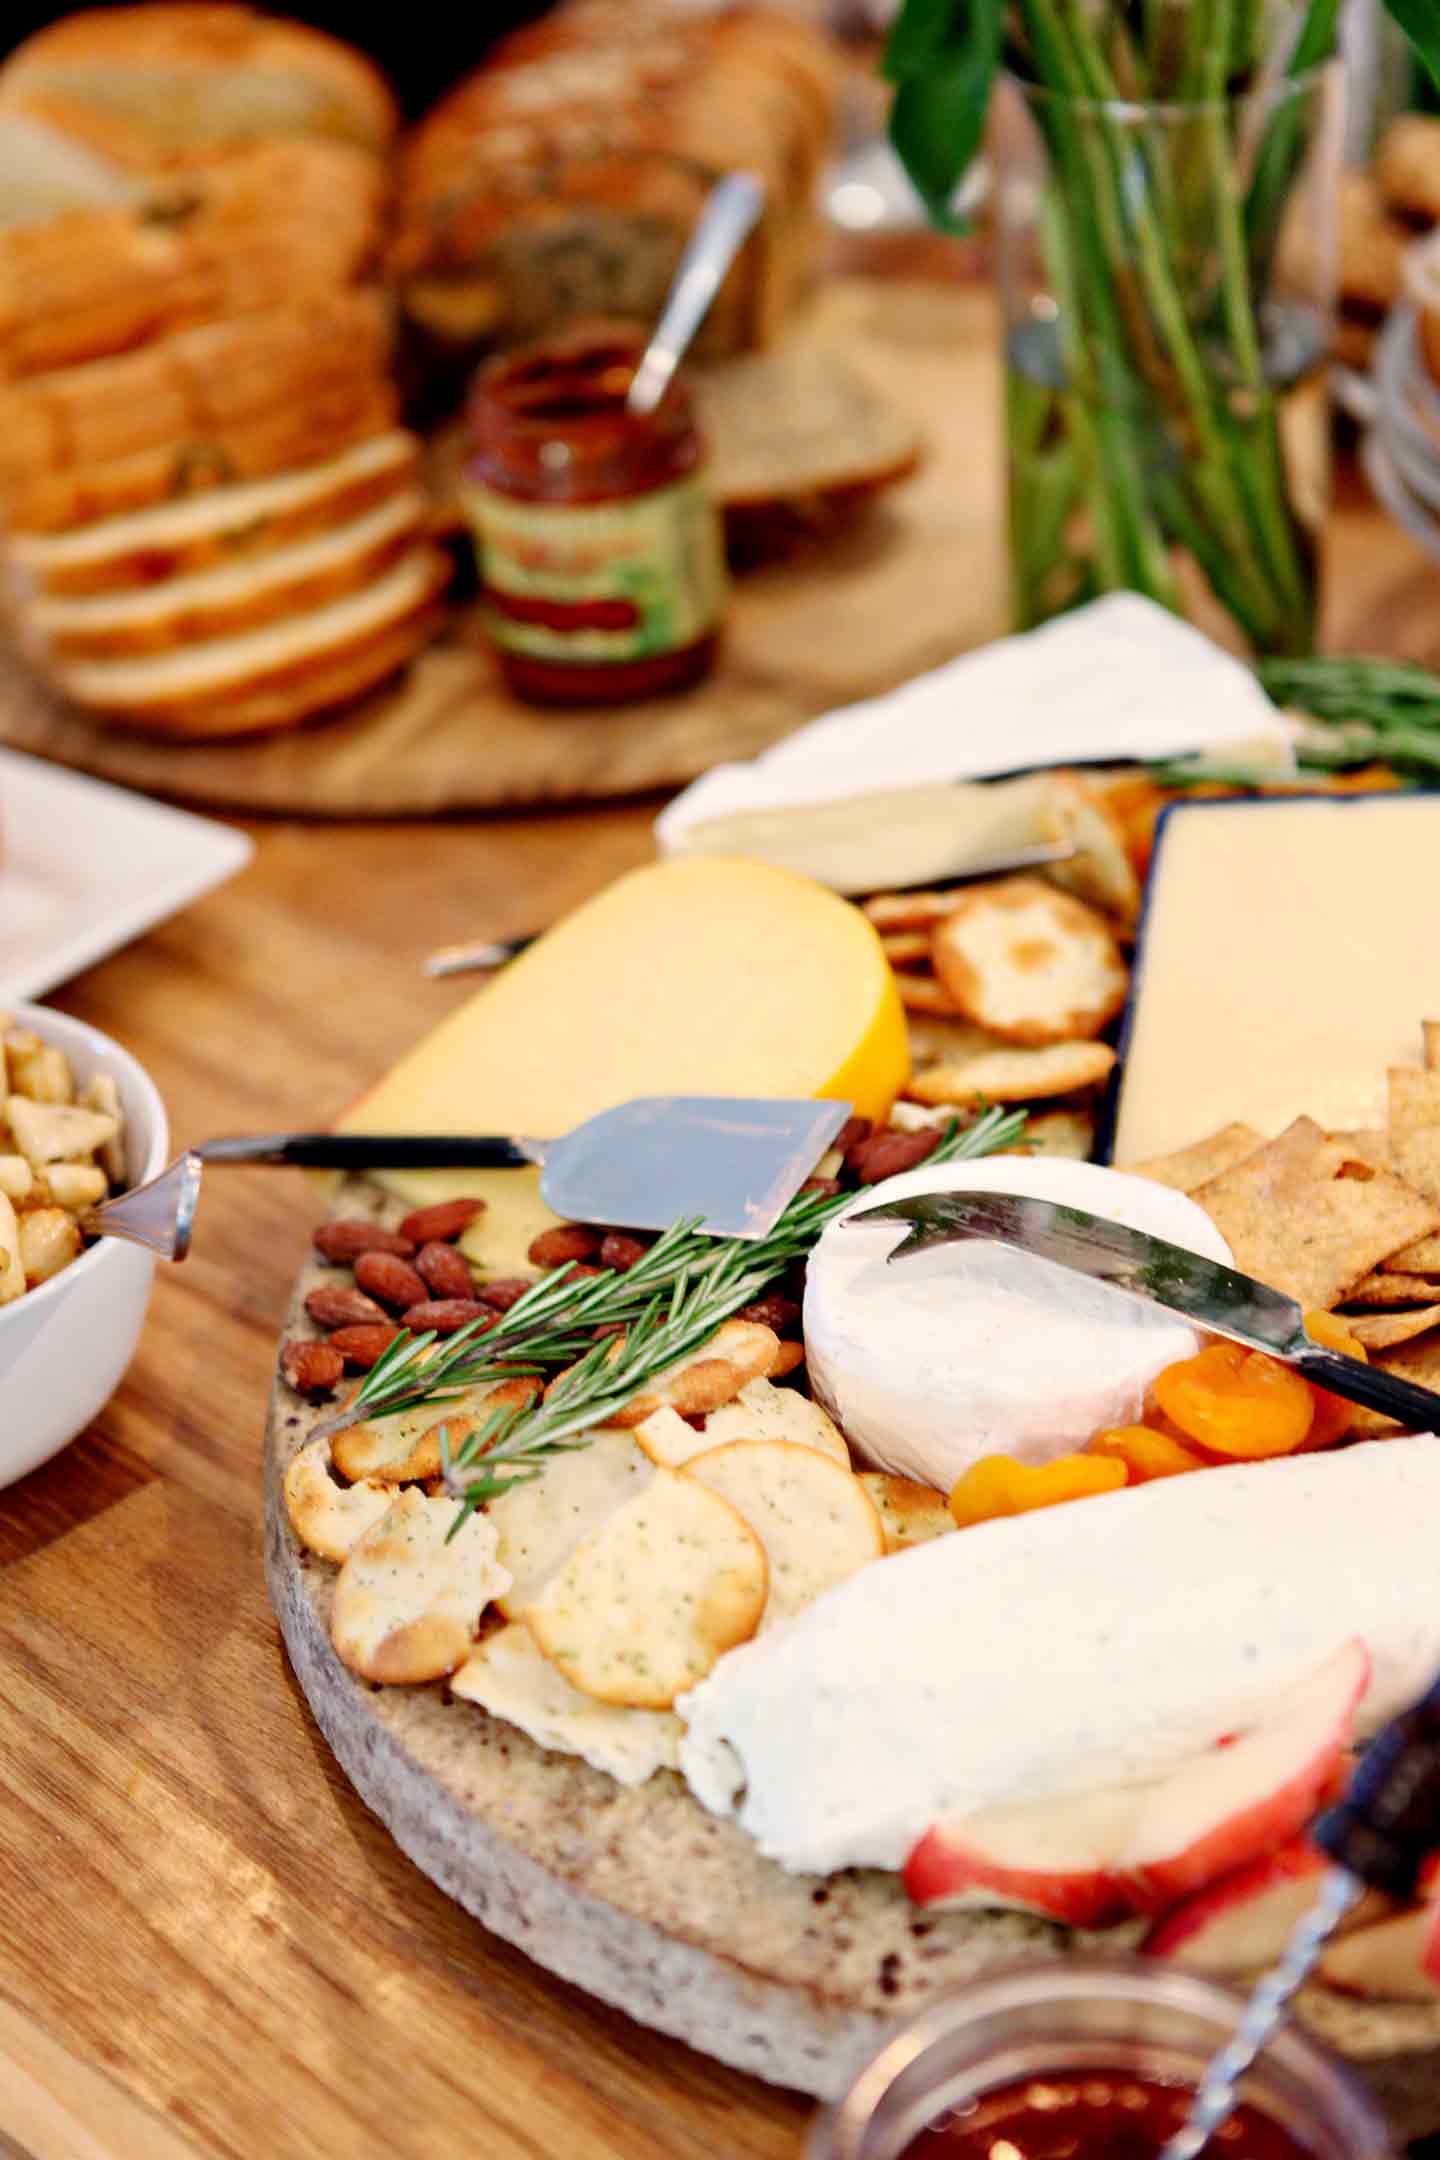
[22,489,425,660]
[52,543,450,737]
[5,429,418,596]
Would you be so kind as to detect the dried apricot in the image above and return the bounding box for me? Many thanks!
[1300,1309,1368,1450]
[947,1452,1126,1529]
[1150,1341,1314,1459]
[1088,1426,1206,1482]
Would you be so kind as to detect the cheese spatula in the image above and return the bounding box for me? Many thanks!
[86,1095,853,1260]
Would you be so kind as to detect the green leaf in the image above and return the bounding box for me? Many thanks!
[883,0,961,80]
[887,0,1002,230]
[1288,0,1344,72]
[1384,0,1440,92]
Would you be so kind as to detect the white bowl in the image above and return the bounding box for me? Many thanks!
[0,1001,168,1488]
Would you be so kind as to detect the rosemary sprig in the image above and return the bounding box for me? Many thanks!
[313,1103,1027,1455]
[435,1104,1028,1525]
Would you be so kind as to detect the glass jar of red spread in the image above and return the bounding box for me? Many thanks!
[808,1960,1394,2160]
[463,322,727,707]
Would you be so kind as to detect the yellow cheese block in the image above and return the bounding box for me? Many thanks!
[341,856,910,1240]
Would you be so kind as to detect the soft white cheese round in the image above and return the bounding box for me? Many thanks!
[802,1155,1233,1489]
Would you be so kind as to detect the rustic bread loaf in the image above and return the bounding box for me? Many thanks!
[0,139,386,379]
[392,0,839,356]
[0,5,397,170]
[0,290,398,531]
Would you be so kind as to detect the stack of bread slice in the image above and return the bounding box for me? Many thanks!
[0,6,449,739]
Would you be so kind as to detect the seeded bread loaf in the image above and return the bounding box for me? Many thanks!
[0,5,397,171]
[392,0,839,357]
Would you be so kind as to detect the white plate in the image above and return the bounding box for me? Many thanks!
[0,747,252,1001]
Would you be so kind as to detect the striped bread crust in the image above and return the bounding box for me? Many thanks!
[5,431,419,597]
[21,489,426,661]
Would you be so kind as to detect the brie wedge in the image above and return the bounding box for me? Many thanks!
[678,1436,1440,1876]
[802,1156,1232,1489]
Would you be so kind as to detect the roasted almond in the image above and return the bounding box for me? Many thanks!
[851,1129,941,1185]
[354,1250,429,1311]
[403,1298,495,1335]
[528,1224,602,1268]
[477,1276,535,1311]
[835,1116,873,1160]
[313,1219,416,1264]
[600,1232,651,1271]
[330,1322,402,1368]
[800,1175,843,1197]
[397,1197,487,1244]
[306,1283,387,1329]
[415,1240,474,1300]
[735,1293,802,1334]
[280,1339,345,1397]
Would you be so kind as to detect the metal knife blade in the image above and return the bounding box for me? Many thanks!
[847,1190,1440,1430]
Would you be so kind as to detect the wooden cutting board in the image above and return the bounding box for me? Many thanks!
[0,279,1006,819]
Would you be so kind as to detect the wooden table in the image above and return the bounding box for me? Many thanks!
[2,445,1439,2160]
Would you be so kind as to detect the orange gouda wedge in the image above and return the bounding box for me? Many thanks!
[339,857,910,1239]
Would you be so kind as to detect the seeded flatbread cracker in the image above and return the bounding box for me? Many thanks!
[330,1489,511,1685]
[697,1377,849,1464]
[1191,1117,1440,1312]
[451,1624,682,1788]
[1328,1129,1393,1174]
[1035,771,1142,929]
[284,1436,395,1562]
[519,1467,767,1709]
[1344,1271,1440,1306]
[858,1472,955,1553]
[1125,1124,1266,1194]
[931,877,1127,1046]
[332,1377,540,1484]
[1389,1068,1440,1205]
[907,1035,1117,1107]
[488,1425,653,1619]
[1381,1233,1440,1274]
[683,1441,883,1630]
[1344,1333,1440,1438]
[1347,1306,1440,1351]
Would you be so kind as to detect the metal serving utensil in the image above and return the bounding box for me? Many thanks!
[626,170,767,417]
[850,1188,1440,1429]
[84,1095,853,1261]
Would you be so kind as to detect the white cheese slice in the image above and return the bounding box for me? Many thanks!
[452,1624,682,1786]
[802,1156,1232,1490]
[678,1435,1440,1876]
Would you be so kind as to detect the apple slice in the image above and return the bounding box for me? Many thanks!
[904,1782,1145,1927]
[1146,1835,1388,1972]
[904,1640,1369,1926]
[1321,1907,1440,2001]
[1121,1641,1370,1912]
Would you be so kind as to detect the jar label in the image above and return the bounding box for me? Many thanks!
[463,473,727,663]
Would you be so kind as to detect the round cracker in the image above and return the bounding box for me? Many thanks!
[519,1467,767,1709]
[331,1488,511,1685]
[857,1471,955,1554]
[683,1441,883,1629]
[283,1435,395,1563]
[930,876,1127,1045]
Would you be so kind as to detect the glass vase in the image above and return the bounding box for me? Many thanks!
[995,65,1341,657]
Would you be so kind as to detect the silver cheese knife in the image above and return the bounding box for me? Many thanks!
[848,1188,1440,1429]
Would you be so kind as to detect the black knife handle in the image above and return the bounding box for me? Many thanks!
[1315,1672,1440,1898]
[195,1133,535,1170]
[1298,1347,1440,1432]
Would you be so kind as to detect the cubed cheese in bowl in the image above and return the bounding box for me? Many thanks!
[0,1001,167,1488]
